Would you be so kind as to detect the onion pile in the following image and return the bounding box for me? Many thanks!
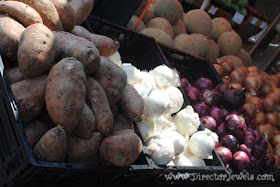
[213,61,280,169]
[181,74,279,170]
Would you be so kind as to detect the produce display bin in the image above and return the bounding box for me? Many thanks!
[84,15,227,184]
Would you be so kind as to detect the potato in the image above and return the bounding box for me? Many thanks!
[74,103,96,139]
[0,1,43,27]
[18,23,58,78]
[45,58,86,135]
[67,132,103,164]
[69,0,94,25]
[111,113,134,133]
[86,77,113,135]
[99,129,143,167]
[6,67,26,84]
[0,14,25,62]
[12,0,63,31]
[48,0,75,31]
[54,31,100,75]
[119,84,145,123]
[70,26,120,57]
[10,75,47,123]
[33,125,67,162]
[94,57,127,105]
[23,119,52,148]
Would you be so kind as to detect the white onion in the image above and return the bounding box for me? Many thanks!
[121,63,141,85]
[140,88,169,120]
[172,155,193,166]
[173,105,200,136]
[163,86,184,114]
[153,114,176,132]
[133,83,147,95]
[136,119,156,142]
[188,156,206,167]
[188,129,217,159]
[161,130,187,156]
[107,51,122,66]
[146,135,175,165]
[149,65,179,88]
[138,71,156,89]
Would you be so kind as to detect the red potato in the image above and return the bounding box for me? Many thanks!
[45,58,86,135]
[48,0,75,31]
[86,76,113,135]
[11,0,63,31]
[54,31,100,75]
[111,113,134,133]
[67,132,103,164]
[0,14,25,63]
[99,129,143,167]
[23,119,52,148]
[70,26,120,57]
[0,1,43,27]
[94,57,127,106]
[74,103,96,139]
[69,0,94,25]
[18,23,58,78]
[119,84,145,123]
[5,67,26,84]
[10,75,47,123]
[33,125,67,162]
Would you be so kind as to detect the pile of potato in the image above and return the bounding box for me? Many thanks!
[128,0,252,68]
[1,0,145,167]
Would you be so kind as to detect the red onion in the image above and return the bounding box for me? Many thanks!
[221,134,239,153]
[250,156,262,169]
[243,133,256,149]
[222,87,245,110]
[260,139,268,150]
[200,115,217,131]
[201,89,214,106]
[184,85,200,102]
[263,153,276,168]
[253,129,262,144]
[232,151,250,170]
[216,146,232,164]
[193,102,209,116]
[210,107,224,125]
[221,109,229,119]
[251,144,266,160]
[244,116,256,130]
[216,122,227,138]
[225,114,247,140]
[194,77,213,90]
[180,78,190,89]
[239,144,251,156]
[215,83,229,94]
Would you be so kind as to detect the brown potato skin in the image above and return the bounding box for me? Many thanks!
[33,125,67,162]
[69,0,94,25]
[11,0,63,31]
[86,77,113,135]
[0,14,25,62]
[111,113,134,133]
[45,58,86,135]
[54,31,100,75]
[67,132,103,164]
[48,0,75,32]
[74,103,96,139]
[94,57,127,106]
[119,84,145,123]
[10,75,47,123]
[18,23,58,78]
[0,1,43,27]
[70,26,120,57]
[99,129,143,167]
[6,67,26,84]
[23,119,52,148]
